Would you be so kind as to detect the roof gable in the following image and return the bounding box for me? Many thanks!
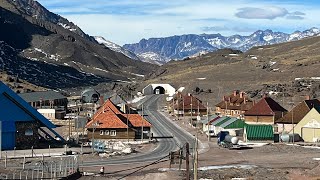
[244,97,287,116]
[86,112,128,129]
[93,99,123,119]
[212,116,231,126]
[119,114,152,127]
[0,82,55,129]
[276,99,320,124]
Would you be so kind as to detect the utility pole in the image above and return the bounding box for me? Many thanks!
[183,97,185,119]
[177,97,179,120]
[197,99,200,116]
[141,104,144,141]
[194,134,198,180]
[0,121,2,159]
[186,143,190,180]
[207,102,210,142]
[292,104,295,144]
[190,96,193,126]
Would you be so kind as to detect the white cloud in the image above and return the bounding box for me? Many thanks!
[37,0,319,45]
[235,6,289,19]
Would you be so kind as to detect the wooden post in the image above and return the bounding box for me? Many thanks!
[179,148,183,170]
[4,151,7,168]
[186,143,190,180]
[194,135,198,180]
[169,152,172,169]
[23,154,26,170]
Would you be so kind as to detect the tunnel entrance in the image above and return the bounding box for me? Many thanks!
[153,86,165,94]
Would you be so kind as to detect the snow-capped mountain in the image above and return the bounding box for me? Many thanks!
[123,27,320,63]
[94,36,140,61]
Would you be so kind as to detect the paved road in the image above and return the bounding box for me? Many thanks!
[81,95,196,166]
[2,95,196,169]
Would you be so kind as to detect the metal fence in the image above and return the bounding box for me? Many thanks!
[0,156,79,179]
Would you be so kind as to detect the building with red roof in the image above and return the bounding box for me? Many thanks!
[86,99,152,140]
[244,96,287,124]
[215,90,254,118]
[172,93,207,117]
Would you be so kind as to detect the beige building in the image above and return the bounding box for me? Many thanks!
[291,107,320,142]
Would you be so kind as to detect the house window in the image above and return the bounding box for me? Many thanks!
[110,130,116,136]
[105,130,109,135]
[25,129,33,136]
[100,130,104,135]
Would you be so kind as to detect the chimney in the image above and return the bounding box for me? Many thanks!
[240,91,244,98]
[243,96,246,104]
[263,93,268,98]
[233,90,237,96]
[305,95,310,100]
[188,93,192,96]
[229,97,231,102]
[223,95,226,101]
[100,96,104,105]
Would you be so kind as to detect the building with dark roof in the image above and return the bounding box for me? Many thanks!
[244,96,287,124]
[0,81,64,150]
[19,91,68,119]
[215,90,254,118]
[173,93,207,117]
[19,91,67,108]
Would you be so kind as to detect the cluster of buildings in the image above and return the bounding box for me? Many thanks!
[0,81,153,150]
[170,90,320,143]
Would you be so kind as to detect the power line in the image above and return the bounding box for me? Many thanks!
[117,155,169,180]
[102,159,168,175]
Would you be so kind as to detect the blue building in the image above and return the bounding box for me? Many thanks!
[0,81,64,150]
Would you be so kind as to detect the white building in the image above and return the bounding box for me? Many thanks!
[142,84,176,96]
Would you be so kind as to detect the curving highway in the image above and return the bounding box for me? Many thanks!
[81,95,196,166]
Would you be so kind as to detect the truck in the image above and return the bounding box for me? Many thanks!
[217,131,240,149]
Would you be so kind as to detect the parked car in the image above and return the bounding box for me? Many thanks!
[206,130,215,137]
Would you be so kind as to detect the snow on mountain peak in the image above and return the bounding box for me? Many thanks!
[94,36,141,61]
[123,27,320,64]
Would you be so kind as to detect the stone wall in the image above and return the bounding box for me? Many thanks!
[15,121,40,149]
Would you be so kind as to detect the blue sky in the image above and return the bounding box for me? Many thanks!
[38,0,320,45]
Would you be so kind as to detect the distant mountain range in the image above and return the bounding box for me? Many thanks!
[94,36,165,65]
[0,0,156,89]
[123,28,320,63]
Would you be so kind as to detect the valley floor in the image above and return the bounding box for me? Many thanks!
[80,100,320,180]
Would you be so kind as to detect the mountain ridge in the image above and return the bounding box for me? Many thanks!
[123,27,320,63]
[0,0,157,89]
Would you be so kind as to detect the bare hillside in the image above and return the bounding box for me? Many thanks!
[142,38,320,109]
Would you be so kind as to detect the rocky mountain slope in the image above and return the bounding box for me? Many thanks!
[94,36,140,61]
[0,0,157,89]
[124,28,320,63]
[142,36,320,108]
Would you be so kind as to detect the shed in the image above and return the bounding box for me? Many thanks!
[201,115,219,133]
[219,118,246,136]
[211,116,231,135]
[244,124,274,141]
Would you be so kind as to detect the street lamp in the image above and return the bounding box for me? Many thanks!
[288,102,295,144]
